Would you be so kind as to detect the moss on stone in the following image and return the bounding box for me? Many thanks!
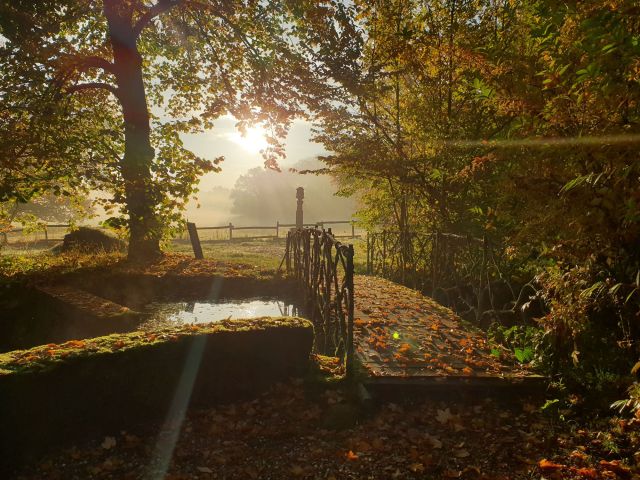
[0,316,312,376]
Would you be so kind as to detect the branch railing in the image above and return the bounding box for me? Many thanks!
[281,227,355,376]
[366,230,516,323]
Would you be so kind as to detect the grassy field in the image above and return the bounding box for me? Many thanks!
[170,237,368,273]
[169,238,289,270]
[1,236,368,279]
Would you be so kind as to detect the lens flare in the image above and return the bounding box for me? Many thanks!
[444,133,640,149]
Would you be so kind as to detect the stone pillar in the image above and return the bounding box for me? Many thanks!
[296,187,304,229]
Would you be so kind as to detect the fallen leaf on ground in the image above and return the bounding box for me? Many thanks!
[427,434,443,449]
[575,467,598,479]
[346,450,359,461]
[290,465,305,476]
[538,459,566,472]
[436,408,453,424]
[101,436,116,450]
[599,460,631,478]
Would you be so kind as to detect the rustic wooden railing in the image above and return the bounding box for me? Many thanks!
[366,230,516,323]
[281,227,355,376]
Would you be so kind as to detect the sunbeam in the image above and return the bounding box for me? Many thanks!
[144,277,224,479]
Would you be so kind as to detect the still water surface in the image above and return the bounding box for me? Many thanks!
[141,298,300,329]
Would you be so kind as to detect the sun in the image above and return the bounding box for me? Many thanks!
[229,125,269,154]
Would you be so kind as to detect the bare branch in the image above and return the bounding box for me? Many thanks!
[133,0,182,38]
[67,82,121,101]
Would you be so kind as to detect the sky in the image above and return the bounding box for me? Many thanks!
[181,116,328,191]
[178,116,344,226]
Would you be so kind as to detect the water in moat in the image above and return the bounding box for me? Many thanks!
[140,297,302,330]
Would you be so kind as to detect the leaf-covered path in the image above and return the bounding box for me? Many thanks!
[353,276,532,380]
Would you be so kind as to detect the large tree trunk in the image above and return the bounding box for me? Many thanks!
[104,0,161,262]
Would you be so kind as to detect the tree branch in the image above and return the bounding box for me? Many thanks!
[75,55,116,75]
[133,0,182,38]
[67,82,121,101]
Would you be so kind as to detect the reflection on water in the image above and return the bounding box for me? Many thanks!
[141,298,300,330]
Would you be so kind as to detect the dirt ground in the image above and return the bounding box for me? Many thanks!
[10,373,640,480]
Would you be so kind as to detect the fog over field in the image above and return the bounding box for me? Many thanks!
[180,116,357,227]
[184,158,357,227]
[9,116,356,229]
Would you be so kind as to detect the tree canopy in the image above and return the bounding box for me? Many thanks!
[0,0,335,259]
[306,0,640,380]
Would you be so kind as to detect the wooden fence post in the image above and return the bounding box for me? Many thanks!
[186,222,204,259]
[229,222,233,241]
[351,221,355,238]
[296,187,304,229]
[276,221,279,238]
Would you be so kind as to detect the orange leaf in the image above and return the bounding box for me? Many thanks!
[599,460,631,478]
[345,450,359,461]
[538,459,566,472]
[575,467,598,479]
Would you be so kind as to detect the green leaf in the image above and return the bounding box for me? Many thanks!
[541,399,560,411]
[609,283,623,296]
[580,281,605,299]
[560,173,592,194]
[430,169,443,181]
[514,347,533,363]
